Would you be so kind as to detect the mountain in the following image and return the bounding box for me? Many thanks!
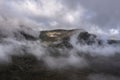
[39,29,120,48]
[0,29,120,80]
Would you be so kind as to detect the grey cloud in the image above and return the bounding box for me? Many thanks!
[62,0,120,28]
[88,74,120,80]
[1,0,120,30]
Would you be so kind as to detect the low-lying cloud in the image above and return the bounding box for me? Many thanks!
[0,0,120,80]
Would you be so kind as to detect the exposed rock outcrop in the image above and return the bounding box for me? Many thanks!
[39,29,120,48]
[2,28,118,48]
[39,29,78,48]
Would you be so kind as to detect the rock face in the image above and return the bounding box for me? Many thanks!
[39,29,78,48]
[39,29,120,48]
[0,28,119,46]
[40,29,78,42]
[107,40,120,45]
[78,31,101,45]
[0,29,120,80]
[39,29,97,48]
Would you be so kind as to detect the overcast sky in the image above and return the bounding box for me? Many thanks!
[0,0,120,35]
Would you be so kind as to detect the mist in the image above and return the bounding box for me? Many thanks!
[0,0,120,80]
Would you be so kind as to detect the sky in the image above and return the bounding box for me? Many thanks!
[0,1,120,79]
[0,0,120,37]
